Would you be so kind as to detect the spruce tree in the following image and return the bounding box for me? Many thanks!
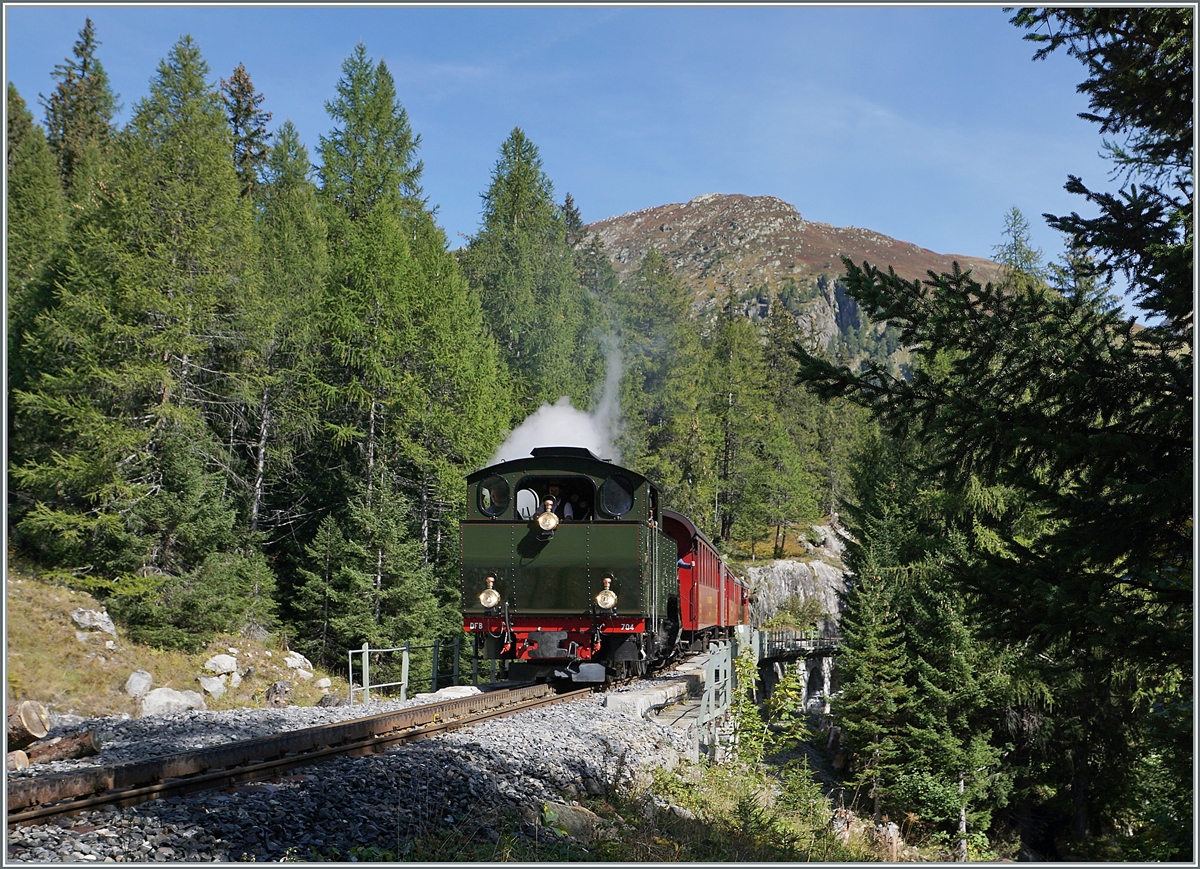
[12,36,262,635]
[797,10,1191,854]
[6,84,66,402]
[457,128,604,412]
[220,63,272,198]
[40,17,118,201]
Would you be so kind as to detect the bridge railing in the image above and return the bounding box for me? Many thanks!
[756,629,840,660]
[695,640,734,747]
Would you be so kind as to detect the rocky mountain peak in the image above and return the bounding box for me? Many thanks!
[587,192,1003,305]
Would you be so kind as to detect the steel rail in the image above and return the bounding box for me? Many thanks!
[7,684,590,826]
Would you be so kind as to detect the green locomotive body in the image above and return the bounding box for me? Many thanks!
[461,446,679,682]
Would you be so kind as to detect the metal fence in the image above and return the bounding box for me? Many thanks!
[695,639,734,747]
[349,638,499,704]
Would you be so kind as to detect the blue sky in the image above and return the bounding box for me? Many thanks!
[6,4,1113,273]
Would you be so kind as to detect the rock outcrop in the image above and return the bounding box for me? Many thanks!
[743,522,853,632]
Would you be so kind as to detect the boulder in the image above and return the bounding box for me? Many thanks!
[315,677,332,690]
[70,608,117,636]
[124,670,153,698]
[283,651,313,671]
[542,801,600,843]
[316,693,345,708]
[198,676,226,699]
[204,654,238,675]
[140,687,206,717]
[229,670,242,689]
[295,669,313,680]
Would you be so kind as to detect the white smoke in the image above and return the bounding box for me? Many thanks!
[489,337,623,465]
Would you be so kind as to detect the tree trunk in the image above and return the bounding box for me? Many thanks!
[956,770,968,861]
[26,731,99,764]
[7,700,49,749]
[249,386,270,532]
[7,750,29,771]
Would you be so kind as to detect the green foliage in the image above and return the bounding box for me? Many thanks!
[800,9,1193,858]
[6,83,66,402]
[39,16,118,199]
[760,594,823,631]
[731,649,769,767]
[457,127,604,412]
[220,62,271,197]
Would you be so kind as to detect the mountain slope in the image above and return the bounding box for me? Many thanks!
[588,192,1003,304]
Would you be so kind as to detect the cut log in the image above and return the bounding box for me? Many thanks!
[7,700,50,750]
[7,750,29,771]
[25,731,100,765]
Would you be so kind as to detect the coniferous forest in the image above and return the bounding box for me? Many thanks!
[6,9,1191,861]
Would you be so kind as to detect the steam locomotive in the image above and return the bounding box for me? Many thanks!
[461,446,749,682]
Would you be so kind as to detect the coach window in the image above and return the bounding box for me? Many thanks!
[600,475,635,518]
[479,476,510,517]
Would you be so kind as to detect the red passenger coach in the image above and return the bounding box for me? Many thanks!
[663,509,749,645]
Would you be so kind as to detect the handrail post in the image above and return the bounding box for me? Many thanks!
[361,642,370,704]
[401,643,410,702]
[348,648,354,705]
[432,639,441,692]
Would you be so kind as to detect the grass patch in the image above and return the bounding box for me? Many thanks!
[6,561,348,718]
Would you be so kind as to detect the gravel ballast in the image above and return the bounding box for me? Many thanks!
[6,689,688,862]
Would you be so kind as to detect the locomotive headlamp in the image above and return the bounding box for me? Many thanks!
[536,510,559,533]
[479,575,501,609]
[596,576,617,611]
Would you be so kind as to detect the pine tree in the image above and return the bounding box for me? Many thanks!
[220,63,272,198]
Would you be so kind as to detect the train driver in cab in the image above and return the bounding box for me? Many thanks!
[545,484,574,520]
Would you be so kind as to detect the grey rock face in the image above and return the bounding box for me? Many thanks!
[745,556,849,630]
[69,608,116,636]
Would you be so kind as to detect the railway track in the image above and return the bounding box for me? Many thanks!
[7,683,590,827]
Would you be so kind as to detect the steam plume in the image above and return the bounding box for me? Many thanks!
[489,336,623,465]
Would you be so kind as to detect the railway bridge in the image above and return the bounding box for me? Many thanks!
[752,629,842,714]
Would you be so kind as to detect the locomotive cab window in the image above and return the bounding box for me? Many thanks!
[600,474,635,518]
[515,476,595,521]
[478,475,510,517]
[515,487,540,520]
